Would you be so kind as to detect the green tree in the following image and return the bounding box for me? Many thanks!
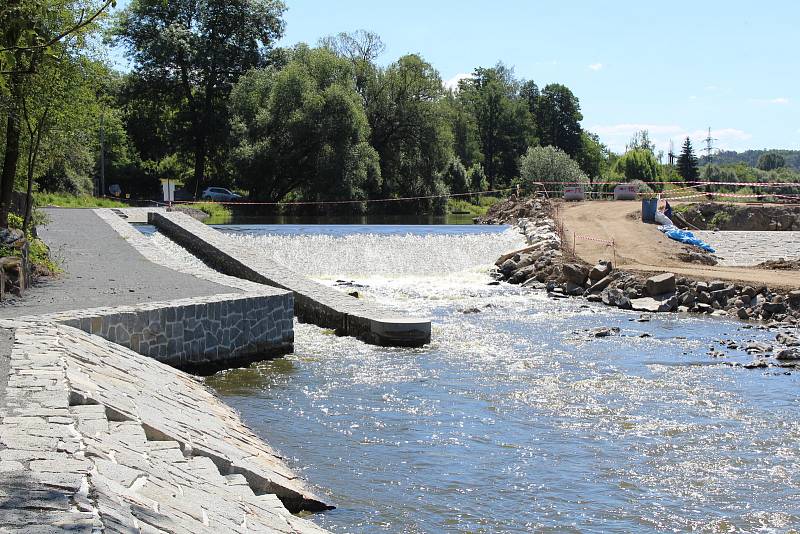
[518,145,589,194]
[676,137,699,181]
[757,152,786,171]
[229,46,380,204]
[365,53,452,211]
[467,163,488,192]
[577,131,608,181]
[115,0,286,196]
[441,157,469,194]
[627,129,656,153]
[0,0,114,227]
[614,148,659,185]
[457,65,533,189]
[535,83,583,158]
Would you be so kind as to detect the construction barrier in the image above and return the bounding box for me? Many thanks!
[573,232,617,266]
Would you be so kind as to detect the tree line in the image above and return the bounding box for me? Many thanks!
[3,0,798,229]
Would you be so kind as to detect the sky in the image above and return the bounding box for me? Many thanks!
[111,0,800,156]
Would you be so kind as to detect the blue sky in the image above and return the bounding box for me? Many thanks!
[111,0,800,155]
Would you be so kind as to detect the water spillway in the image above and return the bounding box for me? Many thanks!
[149,212,431,347]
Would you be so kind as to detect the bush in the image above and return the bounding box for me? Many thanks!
[519,145,589,195]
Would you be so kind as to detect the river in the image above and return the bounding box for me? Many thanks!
[198,223,800,533]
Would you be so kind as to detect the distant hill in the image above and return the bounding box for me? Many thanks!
[701,149,800,169]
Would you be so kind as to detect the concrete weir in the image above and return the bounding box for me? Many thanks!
[149,212,432,347]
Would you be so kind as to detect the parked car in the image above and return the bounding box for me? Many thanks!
[201,187,242,202]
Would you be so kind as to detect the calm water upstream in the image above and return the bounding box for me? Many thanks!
[201,224,800,533]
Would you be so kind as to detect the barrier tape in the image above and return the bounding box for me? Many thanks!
[161,188,516,206]
[574,233,615,246]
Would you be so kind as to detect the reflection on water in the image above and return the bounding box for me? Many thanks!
[206,358,297,396]
[206,225,800,533]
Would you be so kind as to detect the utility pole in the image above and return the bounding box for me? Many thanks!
[99,110,105,197]
[668,139,676,167]
[702,127,717,165]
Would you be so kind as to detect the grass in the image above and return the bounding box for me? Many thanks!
[3,213,62,274]
[35,192,127,208]
[447,195,502,216]
[191,201,233,222]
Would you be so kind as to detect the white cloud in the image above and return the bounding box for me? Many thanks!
[770,97,790,105]
[688,95,697,101]
[704,85,718,91]
[588,63,603,71]
[751,97,791,105]
[443,73,471,91]
[589,123,752,154]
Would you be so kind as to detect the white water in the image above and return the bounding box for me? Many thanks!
[222,228,526,278]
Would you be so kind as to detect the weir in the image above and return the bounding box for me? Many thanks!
[149,212,432,347]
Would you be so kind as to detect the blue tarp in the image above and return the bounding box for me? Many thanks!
[658,225,716,253]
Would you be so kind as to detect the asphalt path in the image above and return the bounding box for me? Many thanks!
[0,209,235,318]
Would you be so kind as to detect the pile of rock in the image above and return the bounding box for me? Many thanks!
[476,195,553,225]
[491,198,800,327]
[679,202,800,231]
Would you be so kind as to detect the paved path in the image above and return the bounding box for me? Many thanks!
[0,209,235,318]
[694,230,800,266]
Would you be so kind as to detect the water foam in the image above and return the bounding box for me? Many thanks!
[222,228,526,278]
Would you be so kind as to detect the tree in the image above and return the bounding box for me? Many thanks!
[535,83,583,158]
[441,157,468,194]
[229,46,380,204]
[0,0,113,228]
[627,129,655,153]
[518,145,589,194]
[614,149,659,184]
[365,53,452,211]
[115,0,286,196]
[757,152,786,171]
[578,131,608,181]
[468,163,488,192]
[457,64,533,189]
[676,137,699,181]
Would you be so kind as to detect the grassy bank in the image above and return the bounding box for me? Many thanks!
[35,193,127,208]
[448,196,502,216]
[190,201,233,222]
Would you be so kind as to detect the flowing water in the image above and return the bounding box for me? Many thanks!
[201,224,800,533]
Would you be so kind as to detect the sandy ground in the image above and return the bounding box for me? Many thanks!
[560,200,800,290]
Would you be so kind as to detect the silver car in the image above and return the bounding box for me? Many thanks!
[201,187,242,202]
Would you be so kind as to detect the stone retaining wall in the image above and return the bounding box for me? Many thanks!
[18,291,294,373]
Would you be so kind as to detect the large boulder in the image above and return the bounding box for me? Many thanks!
[588,261,613,282]
[562,263,589,285]
[645,273,676,296]
[630,295,678,313]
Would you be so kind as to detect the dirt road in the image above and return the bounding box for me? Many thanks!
[560,200,800,289]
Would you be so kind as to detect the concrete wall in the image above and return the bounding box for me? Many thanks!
[23,291,294,373]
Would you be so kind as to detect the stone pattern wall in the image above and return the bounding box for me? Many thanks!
[19,292,294,372]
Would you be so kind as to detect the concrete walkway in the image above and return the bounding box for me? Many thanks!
[0,209,236,318]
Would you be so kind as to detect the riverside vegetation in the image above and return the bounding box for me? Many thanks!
[482,197,800,368]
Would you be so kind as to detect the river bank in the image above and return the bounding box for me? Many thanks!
[480,197,800,368]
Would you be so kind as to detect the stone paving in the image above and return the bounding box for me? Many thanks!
[694,230,800,266]
[0,319,330,532]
